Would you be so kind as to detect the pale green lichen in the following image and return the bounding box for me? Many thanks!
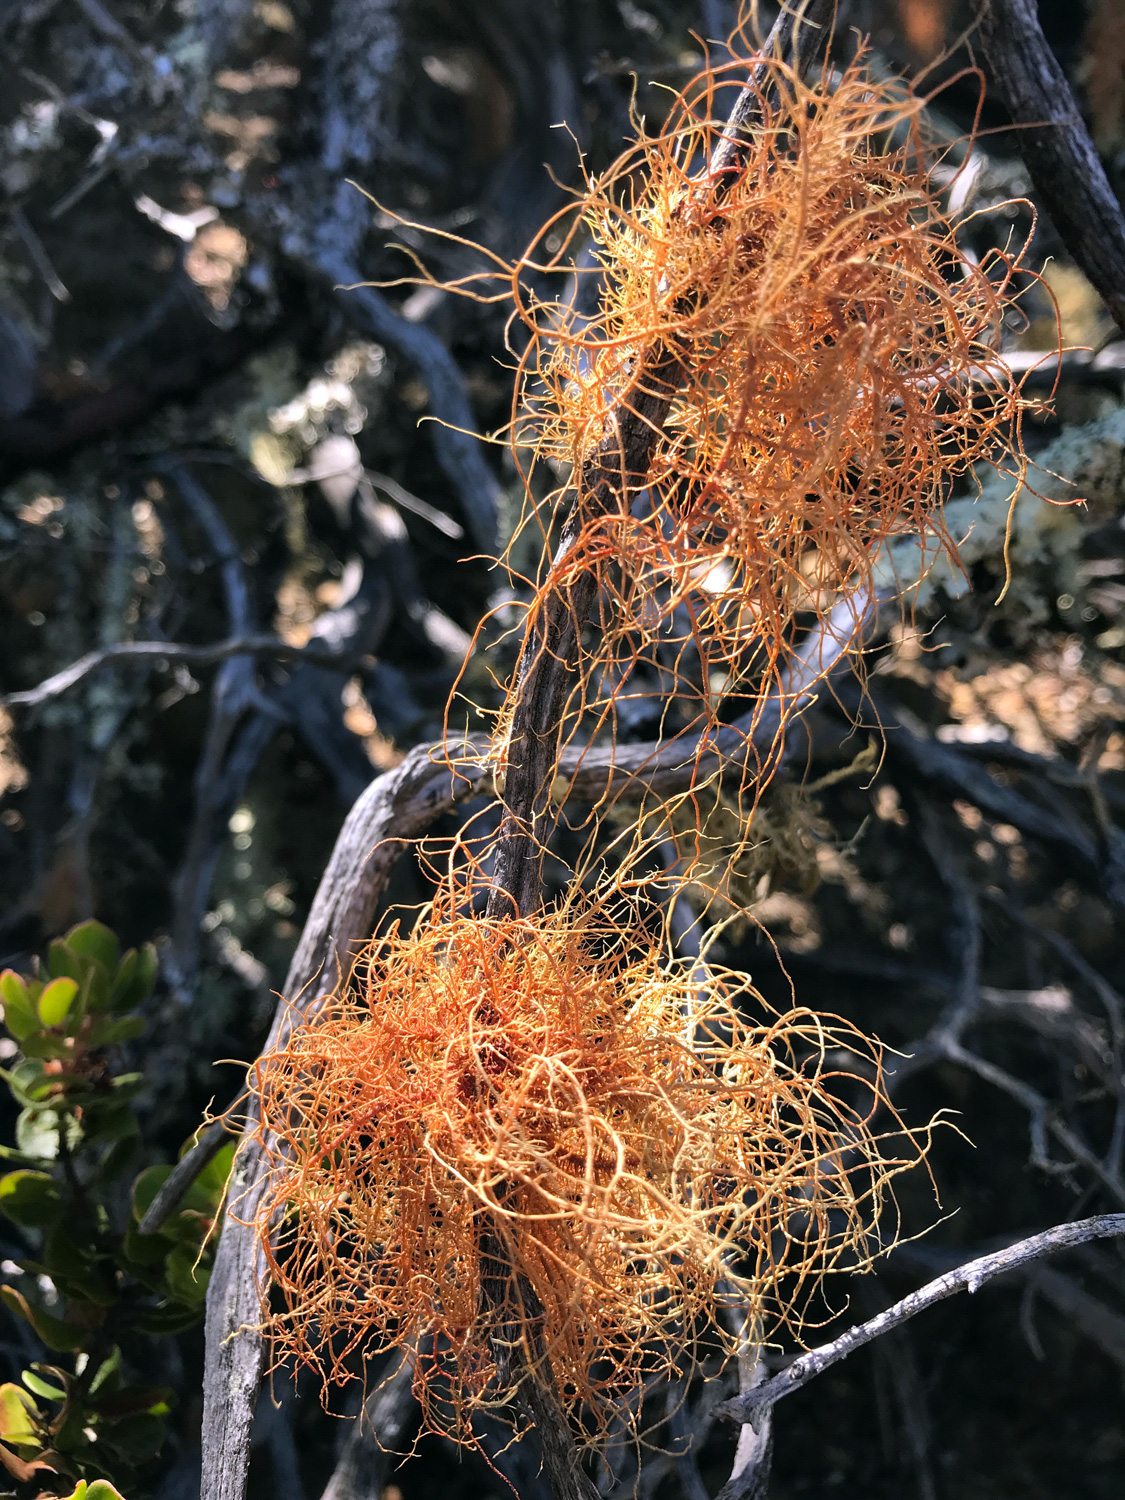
[875,408,1125,623]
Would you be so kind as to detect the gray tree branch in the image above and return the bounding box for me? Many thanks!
[978,0,1125,335]
[720,1215,1125,1428]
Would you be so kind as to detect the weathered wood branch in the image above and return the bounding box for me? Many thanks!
[200,743,487,1500]
[1,635,376,710]
[978,0,1125,335]
[719,1215,1125,1428]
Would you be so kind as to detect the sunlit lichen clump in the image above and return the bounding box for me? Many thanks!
[249,895,918,1438]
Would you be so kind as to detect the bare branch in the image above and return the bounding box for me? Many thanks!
[720,1215,1125,1428]
[200,741,488,1500]
[978,0,1125,335]
[1,635,374,710]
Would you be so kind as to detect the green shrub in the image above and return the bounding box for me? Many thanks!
[0,922,231,1495]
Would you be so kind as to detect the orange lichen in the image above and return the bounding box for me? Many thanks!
[500,47,1030,739]
[247,894,921,1440]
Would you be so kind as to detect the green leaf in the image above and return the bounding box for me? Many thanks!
[105,951,136,1013]
[119,1223,172,1273]
[87,1348,122,1400]
[0,1287,91,1352]
[71,965,103,1027]
[16,1108,60,1161]
[132,1162,221,1235]
[163,1243,210,1304]
[91,1384,171,1421]
[110,946,157,1013]
[19,1031,72,1062]
[130,1166,171,1224]
[46,942,81,982]
[0,1171,62,1229]
[21,1369,67,1402]
[57,1484,129,1500]
[159,1208,212,1249]
[0,1383,38,1443]
[0,972,37,1041]
[94,1134,140,1187]
[135,1299,202,1336]
[64,922,119,974]
[37,977,78,1028]
[42,1227,116,1308]
[2,1059,48,1106]
[79,1098,138,1143]
[102,1409,166,1457]
[86,1016,146,1049]
[194,1141,236,1205]
[84,1484,129,1500]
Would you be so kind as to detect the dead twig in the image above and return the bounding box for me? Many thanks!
[978,0,1125,335]
[720,1215,1125,1428]
[1,635,377,710]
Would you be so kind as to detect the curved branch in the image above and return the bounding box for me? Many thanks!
[200,741,488,1500]
[1,635,374,710]
[978,0,1125,335]
[720,1215,1125,1428]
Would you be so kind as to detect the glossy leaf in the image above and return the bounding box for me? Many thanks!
[87,1016,146,1049]
[16,1108,61,1161]
[91,1385,171,1421]
[37,977,79,1028]
[57,1483,128,1500]
[132,1164,217,1231]
[46,941,81,982]
[104,1410,167,1458]
[21,1368,68,1402]
[87,1347,122,1400]
[110,946,156,1012]
[105,950,136,1012]
[194,1140,236,1206]
[64,921,119,975]
[3,1059,49,1106]
[135,1299,202,1336]
[72,964,105,1024]
[0,972,37,1041]
[0,1382,38,1442]
[0,1170,62,1228]
[43,1226,116,1308]
[20,1031,72,1062]
[129,1165,170,1224]
[163,1243,210,1304]
[0,1287,89,1352]
[119,1222,172,1272]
